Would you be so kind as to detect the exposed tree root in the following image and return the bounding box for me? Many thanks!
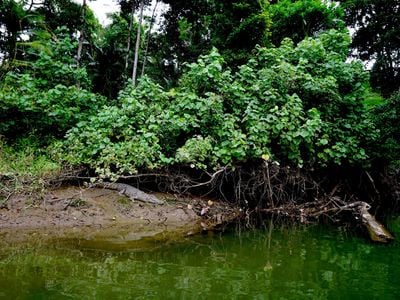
[46,161,399,242]
[137,162,396,242]
[258,199,394,243]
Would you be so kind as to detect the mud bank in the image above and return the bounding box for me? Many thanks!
[0,186,240,243]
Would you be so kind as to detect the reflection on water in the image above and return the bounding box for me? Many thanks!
[1,219,400,299]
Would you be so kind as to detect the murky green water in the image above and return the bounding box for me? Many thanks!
[1,219,400,299]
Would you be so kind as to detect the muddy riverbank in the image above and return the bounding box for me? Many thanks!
[0,185,240,242]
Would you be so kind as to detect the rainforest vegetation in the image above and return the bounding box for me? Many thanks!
[0,0,399,228]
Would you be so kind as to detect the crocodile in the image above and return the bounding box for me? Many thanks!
[92,182,165,205]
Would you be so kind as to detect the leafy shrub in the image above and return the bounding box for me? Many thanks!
[61,30,378,178]
[175,136,214,169]
[0,72,104,139]
[62,78,166,179]
[0,29,105,139]
[373,92,400,170]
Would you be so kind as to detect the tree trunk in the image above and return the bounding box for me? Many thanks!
[124,1,135,72]
[132,0,144,85]
[141,0,159,77]
[76,0,87,67]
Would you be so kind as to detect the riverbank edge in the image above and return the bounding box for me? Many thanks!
[0,184,241,243]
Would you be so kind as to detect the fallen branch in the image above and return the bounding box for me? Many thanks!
[357,201,394,243]
[311,200,393,242]
[91,182,165,205]
[259,200,394,243]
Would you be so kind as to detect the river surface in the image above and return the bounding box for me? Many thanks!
[1,218,400,299]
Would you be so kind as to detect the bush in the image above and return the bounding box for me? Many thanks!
[0,28,105,140]
[61,30,378,178]
[373,92,400,170]
[0,74,104,138]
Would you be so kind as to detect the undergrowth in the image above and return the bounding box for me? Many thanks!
[0,137,61,203]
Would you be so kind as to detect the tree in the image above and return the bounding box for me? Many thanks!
[121,0,153,72]
[92,14,133,98]
[340,0,400,96]
[32,0,83,34]
[0,0,101,80]
[33,0,101,67]
[268,0,345,46]
[92,0,162,96]
[0,0,29,75]
[152,0,271,84]
[0,28,105,140]
[76,0,87,66]
[132,0,144,84]
[373,91,400,169]
[141,0,159,77]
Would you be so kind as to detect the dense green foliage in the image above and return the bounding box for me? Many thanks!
[269,0,345,46]
[60,31,377,178]
[161,0,270,63]
[0,29,105,139]
[340,0,400,96]
[91,13,137,98]
[0,0,399,181]
[373,92,400,170]
[0,0,28,65]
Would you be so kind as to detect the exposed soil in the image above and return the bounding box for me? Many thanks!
[0,185,241,243]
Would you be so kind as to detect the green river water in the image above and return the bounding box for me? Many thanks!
[1,218,400,300]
